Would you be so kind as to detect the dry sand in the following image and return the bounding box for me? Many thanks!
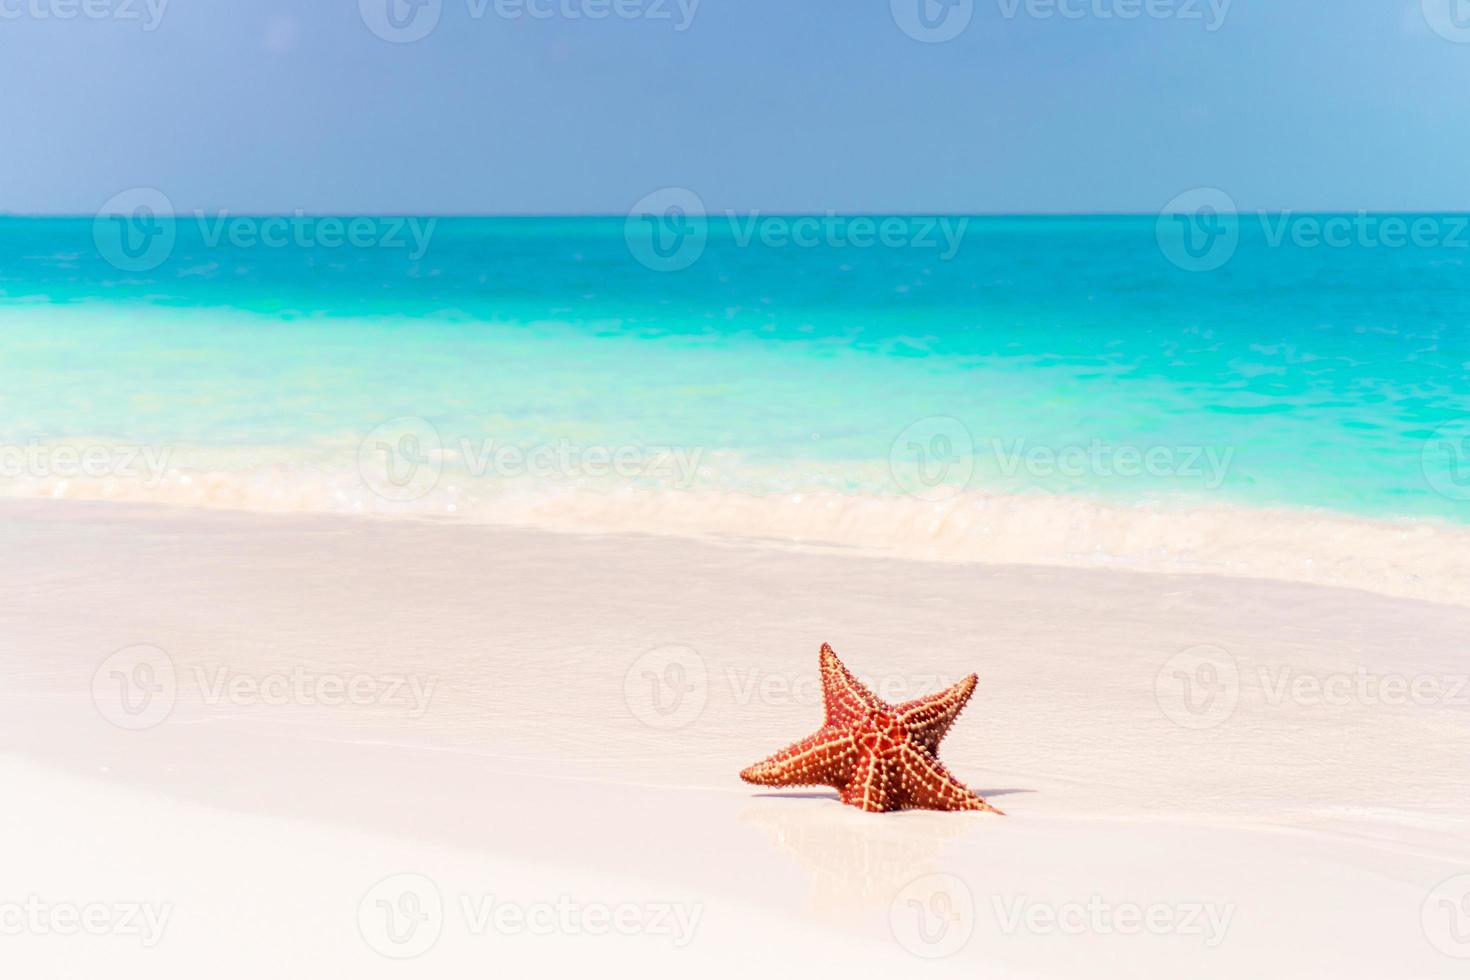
[1,500,1467,977]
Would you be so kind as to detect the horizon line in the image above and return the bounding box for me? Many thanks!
[7,210,1470,219]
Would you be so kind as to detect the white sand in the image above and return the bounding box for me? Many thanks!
[1,499,1467,977]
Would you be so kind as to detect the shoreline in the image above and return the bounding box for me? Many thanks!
[1,483,1467,606]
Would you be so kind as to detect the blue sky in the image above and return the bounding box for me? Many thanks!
[1,0,1467,214]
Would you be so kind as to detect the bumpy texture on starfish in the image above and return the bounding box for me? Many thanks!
[740,644,1003,815]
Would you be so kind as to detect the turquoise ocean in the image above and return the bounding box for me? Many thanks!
[2,213,1468,595]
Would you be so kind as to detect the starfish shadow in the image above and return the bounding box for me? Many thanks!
[753,787,1033,802]
[750,790,839,801]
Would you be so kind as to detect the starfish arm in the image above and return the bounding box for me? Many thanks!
[819,643,886,728]
[740,726,859,789]
[838,744,895,813]
[896,743,1003,815]
[894,673,978,754]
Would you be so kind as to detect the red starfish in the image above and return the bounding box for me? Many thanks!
[740,644,1003,815]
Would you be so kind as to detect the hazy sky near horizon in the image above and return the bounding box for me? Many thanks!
[1,0,1468,214]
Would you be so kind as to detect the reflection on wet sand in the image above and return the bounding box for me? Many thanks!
[740,790,1027,921]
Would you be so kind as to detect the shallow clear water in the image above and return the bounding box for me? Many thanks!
[1,214,1468,523]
